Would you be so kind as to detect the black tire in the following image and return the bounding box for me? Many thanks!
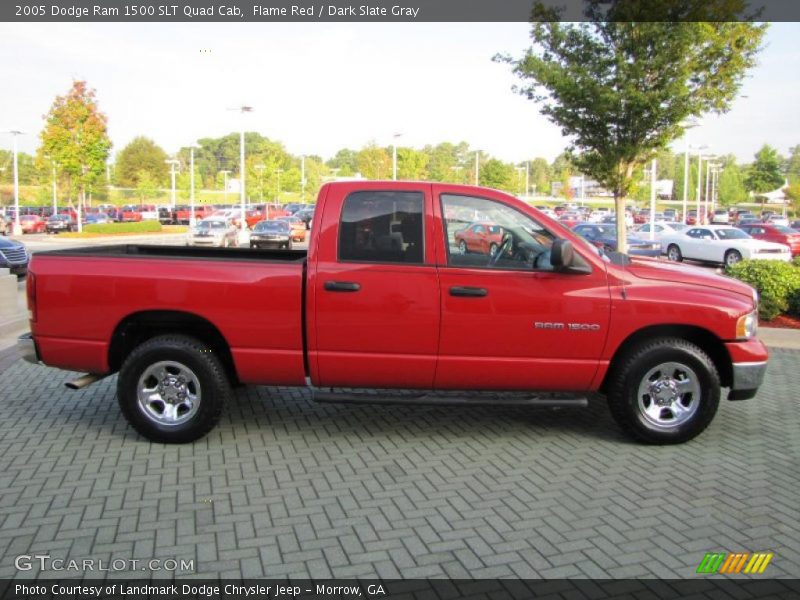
[489,243,498,258]
[606,338,720,444]
[458,240,468,255]
[667,244,683,262]
[250,242,256,249]
[724,249,742,267]
[117,334,231,443]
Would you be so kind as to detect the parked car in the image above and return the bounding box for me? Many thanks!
[711,209,730,224]
[19,181,769,446]
[84,213,111,225]
[737,223,800,257]
[0,236,28,277]
[249,219,294,249]
[454,222,505,257]
[762,214,789,227]
[19,215,46,234]
[295,208,315,229]
[0,215,8,236]
[186,217,238,248]
[157,206,174,225]
[46,214,77,233]
[634,221,688,242]
[119,205,143,222]
[791,220,800,231]
[277,216,308,242]
[661,225,791,266]
[572,223,661,257]
[663,208,679,222]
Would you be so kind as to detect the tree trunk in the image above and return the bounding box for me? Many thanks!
[615,193,628,254]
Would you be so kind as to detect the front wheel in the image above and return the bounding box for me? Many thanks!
[117,335,231,443]
[667,244,683,262]
[606,338,720,444]
[724,249,742,267]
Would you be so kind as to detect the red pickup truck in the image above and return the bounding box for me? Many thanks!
[19,181,767,445]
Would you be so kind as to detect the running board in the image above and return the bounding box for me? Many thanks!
[312,390,588,408]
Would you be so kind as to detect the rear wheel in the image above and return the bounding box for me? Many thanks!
[458,240,468,255]
[489,243,498,258]
[724,249,742,267]
[607,338,720,444]
[117,335,230,443]
[667,244,683,262]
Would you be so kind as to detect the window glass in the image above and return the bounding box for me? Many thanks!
[716,228,749,240]
[339,191,424,264]
[442,194,561,271]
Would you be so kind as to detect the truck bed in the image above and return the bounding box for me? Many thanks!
[40,244,307,262]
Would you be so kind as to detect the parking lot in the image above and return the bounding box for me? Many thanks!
[0,338,798,579]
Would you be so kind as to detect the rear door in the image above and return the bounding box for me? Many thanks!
[431,186,610,391]
[309,182,441,388]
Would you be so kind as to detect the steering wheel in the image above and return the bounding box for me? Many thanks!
[489,232,514,267]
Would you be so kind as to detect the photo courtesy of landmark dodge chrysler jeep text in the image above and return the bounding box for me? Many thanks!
[18,181,768,444]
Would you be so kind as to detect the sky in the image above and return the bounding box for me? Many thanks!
[1,21,798,164]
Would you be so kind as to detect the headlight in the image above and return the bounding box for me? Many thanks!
[736,310,758,339]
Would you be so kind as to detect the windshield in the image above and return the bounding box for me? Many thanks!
[773,225,795,234]
[255,221,289,232]
[715,228,750,240]
[198,220,225,230]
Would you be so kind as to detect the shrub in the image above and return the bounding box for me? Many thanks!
[725,260,800,321]
[793,256,800,268]
[83,221,162,234]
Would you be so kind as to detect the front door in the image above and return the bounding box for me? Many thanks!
[433,188,611,391]
[310,183,441,388]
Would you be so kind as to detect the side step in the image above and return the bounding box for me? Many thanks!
[312,389,588,408]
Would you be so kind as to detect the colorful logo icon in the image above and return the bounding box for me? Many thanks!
[697,552,773,574]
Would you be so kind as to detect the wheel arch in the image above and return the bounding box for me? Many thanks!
[108,310,238,384]
[602,324,732,392]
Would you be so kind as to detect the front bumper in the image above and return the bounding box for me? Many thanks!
[726,339,769,400]
[17,332,40,365]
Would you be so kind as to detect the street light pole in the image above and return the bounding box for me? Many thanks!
[274,168,283,202]
[525,161,530,200]
[5,130,23,235]
[189,144,200,228]
[228,105,253,232]
[165,159,179,209]
[255,165,265,203]
[220,170,231,205]
[649,159,657,240]
[301,155,306,202]
[392,133,402,180]
[515,166,526,196]
[51,162,58,217]
[474,151,480,185]
[696,153,704,225]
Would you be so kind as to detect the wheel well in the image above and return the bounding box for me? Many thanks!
[108,311,238,383]
[602,325,732,391]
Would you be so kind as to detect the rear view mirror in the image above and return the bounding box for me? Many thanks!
[551,239,574,268]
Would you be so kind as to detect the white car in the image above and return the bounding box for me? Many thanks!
[635,221,688,242]
[187,217,239,248]
[660,225,791,267]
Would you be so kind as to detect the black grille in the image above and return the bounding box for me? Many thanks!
[0,247,27,264]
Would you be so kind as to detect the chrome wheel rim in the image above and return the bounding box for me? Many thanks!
[458,241,467,255]
[489,244,498,258]
[726,252,741,266]
[136,361,201,427]
[636,361,700,430]
[668,246,680,261]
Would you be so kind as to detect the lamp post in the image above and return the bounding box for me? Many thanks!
[525,161,530,200]
[474,151,480,185]
[4,130,23,235]
[220,170,231,205]
[228,105,253,232]
[649,159,657,240]
[255,164,265,203]
[188,144,200,228]
[50,159,58,217]
[165,159,179,209]
[274,168,283,202]
[680,119,700,224]
[392,133,402,180]
[515,166,526,197]
[300,155,306,202]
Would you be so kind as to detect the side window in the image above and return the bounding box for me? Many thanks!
[687,229,701,238]
[442,194,559,271]
[339,191,424,264]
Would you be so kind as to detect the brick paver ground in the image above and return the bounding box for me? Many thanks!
[0,348,798,580]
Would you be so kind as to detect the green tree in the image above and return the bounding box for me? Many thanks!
[496,2,765,250]
[786,145,800,185]
[397,147,429,180]
[479,158,515,192]
[135,169,159,203]
[718,162,747,205]
[528,157,551,195]
[327,148,358,176]
[746,145,786,194]
[38,80,112,209]
[116,136,168,188]
[356,143,391,180]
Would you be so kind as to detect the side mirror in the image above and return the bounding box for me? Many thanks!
[551,239,575,269]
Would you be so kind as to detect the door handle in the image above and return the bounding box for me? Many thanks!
[449,286,488,297]
[324,281,361,292]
